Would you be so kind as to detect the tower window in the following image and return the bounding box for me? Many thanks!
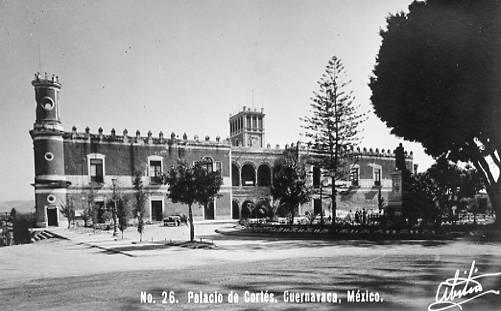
[47,194,56,204]
[90,159,104,183]
[44,152,54,161]
[41,96,55,111]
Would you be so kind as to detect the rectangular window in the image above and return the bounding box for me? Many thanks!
[350,167,359,186]
[90,159,104,183]
[149,160,162,177]
[215,161,222,173]
[203,159,213,172]
[374,168,382,186]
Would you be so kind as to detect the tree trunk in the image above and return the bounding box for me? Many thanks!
[290,204,295,226]
[487,182,501,229]
[331,177,337,230]
[188,203,194,242]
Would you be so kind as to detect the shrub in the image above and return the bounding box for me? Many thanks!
[13,213,36,244]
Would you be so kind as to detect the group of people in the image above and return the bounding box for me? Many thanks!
[344,208,383,226]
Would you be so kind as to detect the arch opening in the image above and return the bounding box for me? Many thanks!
[257,164,271,186]
[241,164,255,186]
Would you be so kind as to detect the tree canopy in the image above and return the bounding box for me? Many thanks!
[302,56,365,225]
[164,160,222,241]
[404,157,484,226]
[132,171,147,242]
[271,151,312,225]
[370,0,501,225]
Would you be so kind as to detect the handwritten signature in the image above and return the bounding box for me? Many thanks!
[428,260,501,311]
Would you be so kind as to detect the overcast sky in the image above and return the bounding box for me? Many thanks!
[0,0,432,202]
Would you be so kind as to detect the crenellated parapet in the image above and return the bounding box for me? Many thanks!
[290,142,413,159]
[232,142,413,159]
[349,146,413,159]
[64,126,231,147]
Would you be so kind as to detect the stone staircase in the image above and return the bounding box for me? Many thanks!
[30,229,67,243]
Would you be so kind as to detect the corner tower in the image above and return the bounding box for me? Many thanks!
[29,72,68,227]
[229,106,265,148]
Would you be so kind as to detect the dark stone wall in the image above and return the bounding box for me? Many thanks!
[356,157,413,179]
[65,191,230,221]
[358,157,394,179]
[34,138,65,176]
[63,140,230,177]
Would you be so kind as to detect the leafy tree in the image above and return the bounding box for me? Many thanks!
[302,56,365,228]
[370,0,501,227]
[84,182,99,230]
[116,194,130,240]
[59,196,75,229]
[164,160,222,242]
[404,157,484,226]
[426,157,484,219]
[12,214,33,245]
[9,208,16,223]
[271,151,312,225]
[132,171,147,242]
[404,172,441,227]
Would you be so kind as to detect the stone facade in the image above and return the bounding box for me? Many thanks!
[30,74,413,227]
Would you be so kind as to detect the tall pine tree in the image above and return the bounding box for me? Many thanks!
[302,56,365,229]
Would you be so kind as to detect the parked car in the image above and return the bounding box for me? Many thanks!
[163,216,181,227]
[311,215,331,225]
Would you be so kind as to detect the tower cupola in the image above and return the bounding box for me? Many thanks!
[229,106,265,148]
[32,72,63,131]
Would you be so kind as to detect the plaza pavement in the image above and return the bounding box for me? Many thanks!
[2,222,501,310]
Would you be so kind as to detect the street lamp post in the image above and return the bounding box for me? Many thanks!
[319,182,324,226]
[112,178,118,237]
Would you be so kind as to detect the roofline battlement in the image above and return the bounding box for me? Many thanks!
[229,106,265,119]
[64,126,231,148]
[32,72,61,88]
[284,142,413,159]
[232,142,413,159]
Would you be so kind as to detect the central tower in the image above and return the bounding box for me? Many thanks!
[229,106,265,148]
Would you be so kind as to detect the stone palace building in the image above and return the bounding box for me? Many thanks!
[30,73,413,227]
